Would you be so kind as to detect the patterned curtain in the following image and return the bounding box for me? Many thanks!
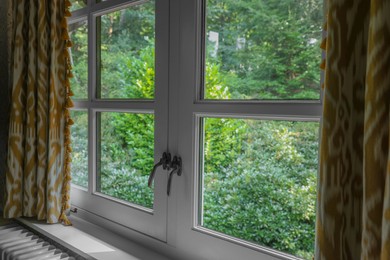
[317,0,390,259]
[4,0,74,225]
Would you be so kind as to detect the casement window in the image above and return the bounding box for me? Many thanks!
[69,0,323,259]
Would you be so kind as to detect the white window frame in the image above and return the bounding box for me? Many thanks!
[171,0,323,259]
[69,0,170,242]
[69,0,324,259]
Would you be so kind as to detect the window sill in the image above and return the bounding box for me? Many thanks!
[17,216,172,260]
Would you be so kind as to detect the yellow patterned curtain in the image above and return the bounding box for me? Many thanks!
[4,0,73,225]
[317,0,390,259]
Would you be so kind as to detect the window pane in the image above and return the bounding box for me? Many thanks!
[70,0,87,12]
[71,110,88,188]
[69,20,88,99]
[200,118,319,259]
[97,112,154,208]
[98,1,155,99]
[204,0,323,100]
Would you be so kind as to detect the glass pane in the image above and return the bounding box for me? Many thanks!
[204,0,323,100]
[97,112,154,208]
[200,118,319,259]
[69,20,88,99]
[70,0,87,12]
[98,1,155,99]
[71,110,88,188]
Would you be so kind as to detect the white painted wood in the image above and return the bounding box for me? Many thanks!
[70,0,170,242]
[171,0,322,259]
[69,0,323,259]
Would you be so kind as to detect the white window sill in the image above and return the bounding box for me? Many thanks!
[17,217,172,260]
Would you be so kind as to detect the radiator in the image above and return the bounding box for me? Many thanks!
[0,222,86,260]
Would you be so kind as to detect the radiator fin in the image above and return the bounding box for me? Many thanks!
[0,223,76,260]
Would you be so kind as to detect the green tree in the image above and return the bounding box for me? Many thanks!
[203,120,318,259]
[98,1,155,98]
[205,0,323,99]
[112,44,155,174]
[98,44,156,208]
[204,62,247,174]
[69,21,88,99]
[70,111,88,187]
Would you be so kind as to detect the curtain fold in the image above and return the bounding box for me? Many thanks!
[317,0,390,259]
[4,0,73,225]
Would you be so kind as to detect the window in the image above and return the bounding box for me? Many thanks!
[69,0,323,259]
[69,0,169,241]
[198,118,319,259]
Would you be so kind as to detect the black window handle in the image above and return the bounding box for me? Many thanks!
[148,152,171,187]
[148,152,182,196]
[167,156,182,196]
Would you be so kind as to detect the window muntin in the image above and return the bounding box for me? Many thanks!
[199,117,319,259]
[203,0,323,100]
[96,111,154,208]
[97,1,156,99]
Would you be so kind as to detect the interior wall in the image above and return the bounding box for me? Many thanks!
[0,0,10,208]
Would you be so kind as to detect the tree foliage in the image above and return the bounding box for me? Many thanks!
[205,0,322,99]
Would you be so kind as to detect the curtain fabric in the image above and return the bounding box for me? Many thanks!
[317,0,390,259]
[4,0,73,225]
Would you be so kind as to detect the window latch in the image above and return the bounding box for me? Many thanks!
[148,152,171,187]
[167,156,182,196]
[148,152,182,196]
